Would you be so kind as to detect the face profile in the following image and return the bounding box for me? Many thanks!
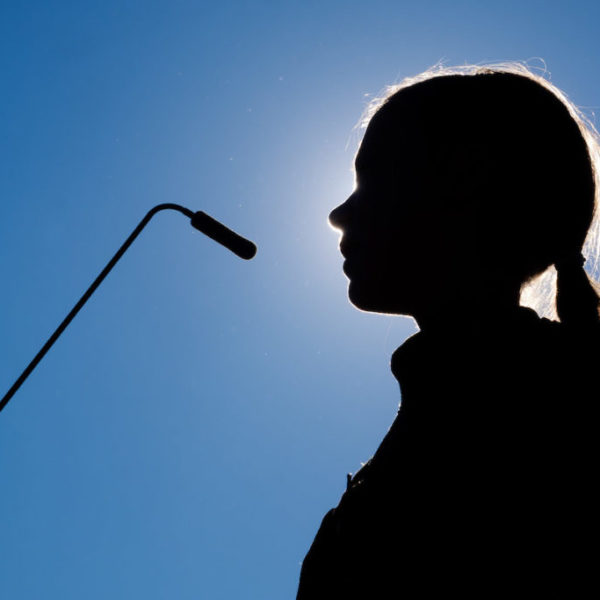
[329,104,480,325]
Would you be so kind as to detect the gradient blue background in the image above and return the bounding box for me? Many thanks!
[2,1,599,598]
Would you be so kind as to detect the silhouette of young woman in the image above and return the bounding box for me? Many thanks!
[297,65,600,598]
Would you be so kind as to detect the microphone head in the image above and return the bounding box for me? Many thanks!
[190,211,257,260]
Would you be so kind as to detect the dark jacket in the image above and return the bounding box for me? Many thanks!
[297,307,599,598]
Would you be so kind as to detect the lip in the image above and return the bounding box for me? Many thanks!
[342,253,357,274]
[339,239,355,259]
[342,258,350,276]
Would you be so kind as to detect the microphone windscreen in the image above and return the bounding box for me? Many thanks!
[190,211,257,260]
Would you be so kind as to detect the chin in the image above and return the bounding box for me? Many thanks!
[348,281,405,315]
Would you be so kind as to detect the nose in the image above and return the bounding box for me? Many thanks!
[329,196,353,231]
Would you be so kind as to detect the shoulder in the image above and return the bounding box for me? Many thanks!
[505,306,600,357]
[519,313,600,416]
[536,313,600,363]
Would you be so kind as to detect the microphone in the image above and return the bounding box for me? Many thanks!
[191,211,257,260]
[0,203,257,413]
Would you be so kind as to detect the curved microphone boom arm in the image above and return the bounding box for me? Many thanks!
[0,203,257,413]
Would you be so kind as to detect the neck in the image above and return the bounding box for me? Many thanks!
[410,284,522,334]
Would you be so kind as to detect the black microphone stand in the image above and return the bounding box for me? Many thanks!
[0,203,256,413]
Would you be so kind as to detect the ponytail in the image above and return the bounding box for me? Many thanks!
[555,253,600,326]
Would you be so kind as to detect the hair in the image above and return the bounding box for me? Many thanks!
[360,62,600,326]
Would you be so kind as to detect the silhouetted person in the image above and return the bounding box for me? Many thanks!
[297,66,600,598]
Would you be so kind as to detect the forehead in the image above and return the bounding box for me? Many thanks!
[354,104,424,174]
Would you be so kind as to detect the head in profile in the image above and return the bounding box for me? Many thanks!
[329,65,600,331]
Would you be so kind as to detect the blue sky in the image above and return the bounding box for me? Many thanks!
[2,1,600,598]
